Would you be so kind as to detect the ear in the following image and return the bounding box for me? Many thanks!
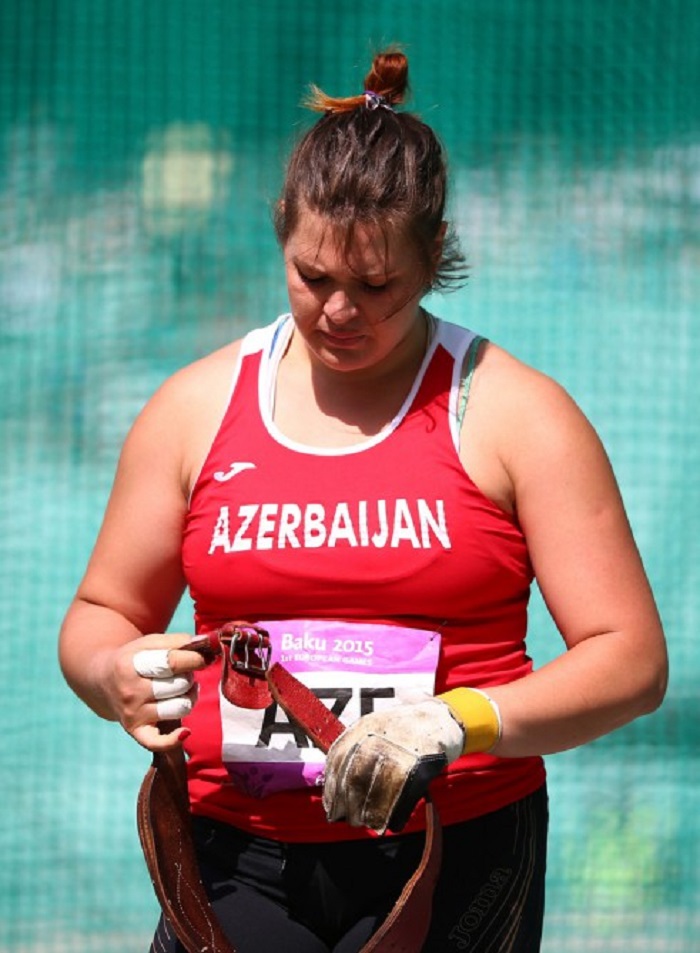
[425,221,447,288]
[432,221,448,265]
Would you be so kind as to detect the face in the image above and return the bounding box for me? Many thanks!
[284,208,433,375]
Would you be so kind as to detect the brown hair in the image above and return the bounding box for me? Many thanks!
[274,50,467,292]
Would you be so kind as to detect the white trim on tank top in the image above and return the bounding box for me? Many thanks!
[257,312,476,458]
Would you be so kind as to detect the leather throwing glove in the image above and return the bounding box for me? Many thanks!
[322,698,465,835]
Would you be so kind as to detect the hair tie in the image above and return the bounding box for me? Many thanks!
[364,90,392,111]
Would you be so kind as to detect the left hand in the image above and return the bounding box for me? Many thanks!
[107,633,208,751]
[322,697,464,834]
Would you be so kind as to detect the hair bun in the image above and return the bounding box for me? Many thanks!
[303,48,409,114]
[363,49,409,106]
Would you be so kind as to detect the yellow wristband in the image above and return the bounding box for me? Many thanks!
[438,688,502,755]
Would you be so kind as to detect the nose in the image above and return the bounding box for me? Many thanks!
[324,288,358,323]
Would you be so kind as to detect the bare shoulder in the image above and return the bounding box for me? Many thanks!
[473,342,591,433]
[462,341,609,514]
[154,339,242,411]
[122,339,243,490]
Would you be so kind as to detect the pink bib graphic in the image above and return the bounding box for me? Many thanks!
[220,620,440,797]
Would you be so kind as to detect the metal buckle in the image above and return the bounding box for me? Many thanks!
[225,623,271,678]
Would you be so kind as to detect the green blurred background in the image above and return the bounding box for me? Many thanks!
[1,1,698,950]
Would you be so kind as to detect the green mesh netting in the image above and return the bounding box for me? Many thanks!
[1,1,698,950]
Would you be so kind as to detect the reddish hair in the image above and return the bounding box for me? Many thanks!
[275,50,467,292]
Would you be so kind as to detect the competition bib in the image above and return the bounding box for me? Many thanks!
[220,619,440,797]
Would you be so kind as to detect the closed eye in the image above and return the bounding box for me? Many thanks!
[294,264,388,294]
[295,266,326,285]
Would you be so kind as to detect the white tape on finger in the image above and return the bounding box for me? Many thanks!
[133,648,173,679]
[156,695,193,721]
[152,674,194,701]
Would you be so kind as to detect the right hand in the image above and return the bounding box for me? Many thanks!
[322,697,463,833]
[101,633,209,751]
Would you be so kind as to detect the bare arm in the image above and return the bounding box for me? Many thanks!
[462,346,668,757]
[59,369,212,749]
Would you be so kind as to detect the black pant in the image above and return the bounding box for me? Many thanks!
[150,785,548,953]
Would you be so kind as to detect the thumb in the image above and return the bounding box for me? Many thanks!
[132,722,190,752]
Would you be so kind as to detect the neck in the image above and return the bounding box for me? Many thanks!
[274,311,434,443]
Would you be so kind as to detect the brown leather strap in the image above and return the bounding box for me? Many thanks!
[267,660,442,952]
[266,661,345,751]
[361,802,442,953]
[137,629,442,953]
[137,743,237,953]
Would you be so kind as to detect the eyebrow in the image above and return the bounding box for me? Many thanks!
[292,257,397,281]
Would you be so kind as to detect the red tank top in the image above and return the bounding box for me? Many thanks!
[181,314,545,841]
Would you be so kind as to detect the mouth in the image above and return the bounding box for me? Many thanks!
[319,328,367,348]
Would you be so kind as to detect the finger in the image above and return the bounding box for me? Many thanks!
[151,673,194,701]
[322,737,350,822]
[132,722,189,752]
[345,746,391,831]
[322,764,344,824]
[324,736,422,833]
[155,694,194,721]
[165,646,210,675]
[133,648,173,679]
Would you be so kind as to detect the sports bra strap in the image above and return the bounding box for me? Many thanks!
[456,335,487,430]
